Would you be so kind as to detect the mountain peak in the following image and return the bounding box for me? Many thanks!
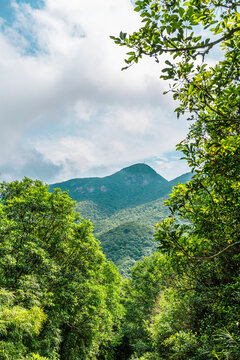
[50,163,170,212]
[116,163,167,184]
[120,163,158,175]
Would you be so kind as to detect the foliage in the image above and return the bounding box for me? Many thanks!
[111,0,240,74]
[76,173,192,276]
[111,253,176,359]
[0,288,47,360]
[111,0,240,359]
[75,174,191,276]
[77,196,170,235]
[98,221,157,277]
[0,178,124,359]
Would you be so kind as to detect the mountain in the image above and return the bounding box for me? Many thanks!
[77,196,170,235]
[169,172,193,187]
[98,221,157,278]
[50,163,186,214]
[75,195,170,276]
[50,164,192,276]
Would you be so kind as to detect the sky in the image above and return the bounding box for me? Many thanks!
[0,0,191,184]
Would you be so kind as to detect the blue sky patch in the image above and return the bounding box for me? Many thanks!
[0,0,44,25]
[0,0,45,55]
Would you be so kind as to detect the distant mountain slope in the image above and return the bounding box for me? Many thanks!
[75,200,108,222]
[50,164,192,276]
[77,196,169,235]
[50,163,172,214]
[169,172,193,187]
[98,221,157,277]
[77,196,169,276]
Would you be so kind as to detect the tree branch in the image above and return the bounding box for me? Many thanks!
[144,27,240,55]
[173,235,240,262]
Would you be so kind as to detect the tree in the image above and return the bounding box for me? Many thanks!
[0,288,48,360]
[114,252,176,360]
[112,0,240,277]
[111,1,240,358]
[0,178,124,360]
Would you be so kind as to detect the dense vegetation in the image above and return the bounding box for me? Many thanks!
[75,196,168,233]
[0,179,124,360]
[0,170,193,357]
[98,222,157,277]
[110,0,240,359]
[74,170,191,275]
[54,166,191,277]
[76,197,169,276]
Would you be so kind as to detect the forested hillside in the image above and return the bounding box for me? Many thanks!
[77,197,169,276]
[74,171,192,232]
[98,221,157,278]
[51,165,192,275]
[50,163,190,214]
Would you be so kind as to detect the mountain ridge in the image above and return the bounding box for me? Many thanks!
[49,163,192,276]
[49,163,191,214]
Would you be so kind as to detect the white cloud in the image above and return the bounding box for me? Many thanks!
[148,155,190,181]
[0,0,189,182]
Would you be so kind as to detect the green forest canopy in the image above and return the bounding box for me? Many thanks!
[0,179,124,360]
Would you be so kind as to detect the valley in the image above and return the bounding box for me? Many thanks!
[50,163,192,275]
